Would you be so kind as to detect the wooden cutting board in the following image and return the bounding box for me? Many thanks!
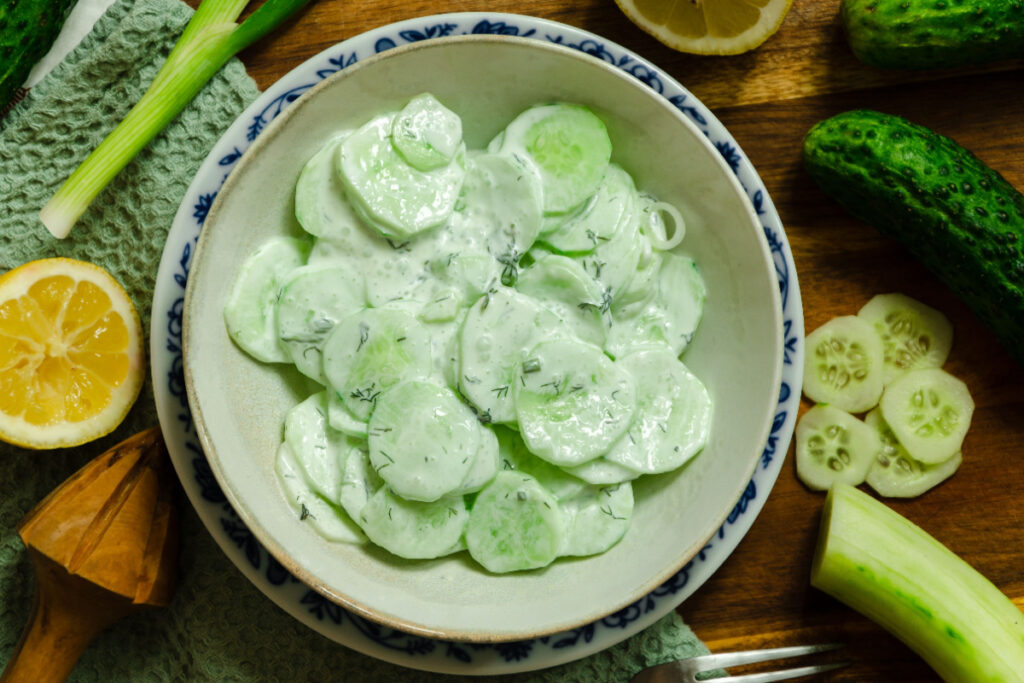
[222,1,1024,679]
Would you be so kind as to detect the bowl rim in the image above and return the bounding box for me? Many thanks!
[183,32,784,642]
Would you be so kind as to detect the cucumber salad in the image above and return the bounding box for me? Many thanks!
[223,94,713,573]
[798,293,973,498]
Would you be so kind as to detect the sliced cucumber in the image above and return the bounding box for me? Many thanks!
[453,424,499,495]
[516,254,608,346]
[493,103,612,215]
[357,487,467,560]
[338,113,465,240]
[458,288,564,423]
[542,164,636,254]
[276,443,364,544]
[276,264,365,384]
[879,367,974,465]
[864,408,961,498]
[559,482,634,557]
[326,390,368,439]
[322,307,432,421]
[283,391,350,504]
[495,426,588,501]
[514,338,636,467]
[575,201,644,302]
[803,315,885,413]
[857,293,954,385]
[465,471,566,573]
[563,457,639,486]
[604,349,712,474]
[795,404,880,491]
[223,236,310,363]
[367,379,481,502]
[391,93,462,172]
[339,444,382,522]
[294,135,367,241]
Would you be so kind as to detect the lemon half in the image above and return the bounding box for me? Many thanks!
[0,258,145,449]
[615,0,794,55]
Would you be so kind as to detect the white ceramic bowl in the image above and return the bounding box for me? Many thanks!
[183,34,783,642]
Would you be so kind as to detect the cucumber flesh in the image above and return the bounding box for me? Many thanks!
[357,487,467,560]
[559,482,633,557]
[563,457,639,486]
[339,444,382,522]
[294,135,365,240]
[803,315,885,413]
[542,164,636,254]
[516,254,608,347]
[495,426,588,501]
[857,293,953,385]
[282,391,349,504]
[812,483,1024,681]
[465,471,566,573]
[391,93,462,171]
[276,443,365,544]
[863,408,961,498]
[795,404,880,491]
[879,367,974,465]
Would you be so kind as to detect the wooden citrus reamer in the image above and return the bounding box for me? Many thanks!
[1,427,179,682]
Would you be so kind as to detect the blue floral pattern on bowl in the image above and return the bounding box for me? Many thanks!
[151,13,803,675]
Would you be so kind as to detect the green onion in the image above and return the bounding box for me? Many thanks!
[812,483,1024,681]
[40,0,314,239]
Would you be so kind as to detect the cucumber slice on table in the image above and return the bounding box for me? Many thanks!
[604,348,712,474]
[796,404,880,491]
[492,103,612,215]
[864,408,962,498]
[357,487,467,560]
[276,264,365,384]
[283,391,351,504]
[857,293,953,384]
[367,379,481,502]
[559,482,634,557]
[339,113,465,240]
[322,307,432,421]
[879,367,974,465]
[390,93,462,172]
[803,315,885,413]
[465,471,566,573]
[276,443,364,544]
[514,338,636,467]
[457,288,564,424]
[223,236,310,363]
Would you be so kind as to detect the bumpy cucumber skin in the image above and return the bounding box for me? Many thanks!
[803,109,1024,365]
[841,0,1024,69]
[0,0,76,109]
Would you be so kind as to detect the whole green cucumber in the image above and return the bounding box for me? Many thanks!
[803,109,1024,364]
[841,0,1024,69]
[0,0,77,111]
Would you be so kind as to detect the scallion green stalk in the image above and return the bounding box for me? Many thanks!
[40,0,313,239]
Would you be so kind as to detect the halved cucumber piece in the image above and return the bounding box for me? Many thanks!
[367,379,481,502]
[357,487,467,560]
[516,254,608,346]
[604,349,712,474]
[223,236,310,363]
[542,164,636,254]
[338,113,465,240]
[857,293,953,385]
[495,426,588,501]
[465,471,566,573]
[276,264,365,384]
[864,408,962,498]
[283,391,351,504]
[322,307,432,421]
[514,338,636,467]
[795,404,880,491]
[803,315,885,413]
[563,457,639,486]
[879,368,974,465]
[276,443,364,544]
[339,444,382,522]
[559,482,634,557]
[493,103,612,215]
[458,288,564,423]
[391,93,462,172]
[294,135,366,240]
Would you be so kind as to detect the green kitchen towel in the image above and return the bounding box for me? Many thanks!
[0,0,711,679]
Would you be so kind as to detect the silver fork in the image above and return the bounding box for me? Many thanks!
[630,643,848,683]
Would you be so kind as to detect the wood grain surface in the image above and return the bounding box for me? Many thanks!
[209,0,1024,680]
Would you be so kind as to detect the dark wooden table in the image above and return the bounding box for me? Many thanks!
[216,1,1024,679]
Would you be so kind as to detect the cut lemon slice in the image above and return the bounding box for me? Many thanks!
[615,0,794,55]
[0,258,145,449]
